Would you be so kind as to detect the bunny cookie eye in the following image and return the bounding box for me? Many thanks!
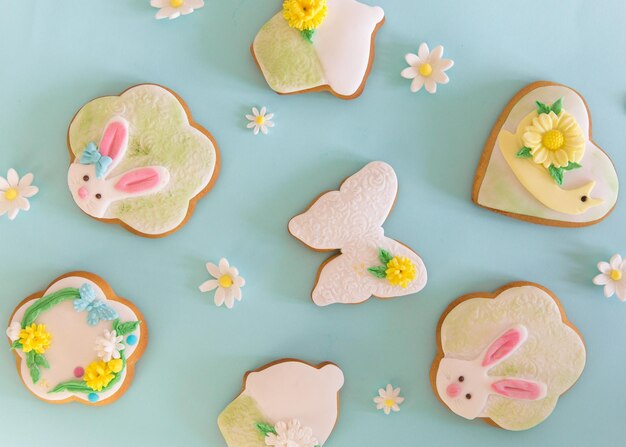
[95,194,102,199]
[465,393,472,399]
[458,376,464,382]
[83,175,89,182]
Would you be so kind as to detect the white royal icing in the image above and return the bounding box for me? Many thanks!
[289,161,427,306]
[313,0,384,96]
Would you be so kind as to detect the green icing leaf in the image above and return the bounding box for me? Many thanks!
[49,381,94,394]
[563,161,582,171]
[30,365,40,384]
[22,287,80,328]
[516,147,533,158]
[368,266,387,279]
[378,248,393,265]
[548,165,564,185]
[300,29,315,43]
[256,422,277,437]
[535,101,551,115]
[11,340,22,350]
[113,320,140,337]
[34,353,49,369]
[26,350,35,369]
[551,97,563,115]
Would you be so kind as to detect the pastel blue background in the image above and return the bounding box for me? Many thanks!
[1,1,625,445]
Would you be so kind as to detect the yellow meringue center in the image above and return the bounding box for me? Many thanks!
[419,63,433,77]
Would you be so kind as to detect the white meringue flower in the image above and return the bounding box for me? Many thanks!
[264,419,319,447]
[401,43,454,94]
[246,107,275,135]
[150,0,204,20]
[6,321,22,342]
[199,258,246,309]
[373,384,404,414]
[593,254,626,301]
[0,168,39,220]
[94,329,125,362]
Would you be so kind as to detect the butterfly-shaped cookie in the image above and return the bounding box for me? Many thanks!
[289,161,427,306]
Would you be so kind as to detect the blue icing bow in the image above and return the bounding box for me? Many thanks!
[74,283,119,326]
[80,142,113,178]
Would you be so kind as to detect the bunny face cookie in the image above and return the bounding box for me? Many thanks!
[289,161,427,306]
[218,359,344,447]
[252,0,384,99]
[6,272,146,405]
[473,81,618,226]
[431,282,586,431]
[67,84,220,237]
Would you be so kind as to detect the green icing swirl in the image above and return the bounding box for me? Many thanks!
[22,287,80,328]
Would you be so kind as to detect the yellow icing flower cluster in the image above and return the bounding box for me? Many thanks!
[283,0,327,31]
[522,111,584,169]
[386,256,417,288]
[19,324,51,354]
[85,359,124,392]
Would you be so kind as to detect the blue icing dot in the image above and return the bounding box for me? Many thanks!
[126,335,138,346]
[88,393,99,403]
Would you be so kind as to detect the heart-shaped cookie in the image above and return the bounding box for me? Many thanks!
[473,81,619,227]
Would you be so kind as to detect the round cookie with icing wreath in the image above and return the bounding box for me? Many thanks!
[6,272,146,405]
[67,84,220,237]
[251,0,385,99]
[289,161,427,306]
[431,282,586,431]
[473,81,618,227]
[218,359,344,447]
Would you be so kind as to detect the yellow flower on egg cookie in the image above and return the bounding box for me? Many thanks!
[283,0,328,31]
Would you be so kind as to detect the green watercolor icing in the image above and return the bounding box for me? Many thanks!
[218,395,268,447]
[254,13,325,93]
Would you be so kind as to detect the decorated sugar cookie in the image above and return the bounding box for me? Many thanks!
[431,282,586,431]
[289,161,427,306]
[6,272,146,405]
[218,359,344,447]
[67,84,220,237]
[251,0,385,99]
[473,81,618,226]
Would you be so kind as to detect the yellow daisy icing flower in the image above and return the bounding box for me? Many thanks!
[19,324,52,354]
[84,360,115,392]
[283,0,327,31]
[522,111,585,169]
[385,256,417,288]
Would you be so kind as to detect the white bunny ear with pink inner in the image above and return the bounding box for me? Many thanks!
[113,167,170,198]
[99,117,129,174]
[482,325,528,369]
[491,379,547,401]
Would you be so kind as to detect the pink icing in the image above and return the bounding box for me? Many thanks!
[78,186,88,199]
[491,379,544,400]
[74,367,84,378]
[446,383,461,398]
[114,168,161,193]
[99,120,127,161]
[482,328,523,367]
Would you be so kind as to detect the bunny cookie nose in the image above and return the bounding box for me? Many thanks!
[78,186,88,199]
[446,383,461,398]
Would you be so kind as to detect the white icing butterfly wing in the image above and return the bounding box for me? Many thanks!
[289,161,397,250]
[312,236,427,306]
